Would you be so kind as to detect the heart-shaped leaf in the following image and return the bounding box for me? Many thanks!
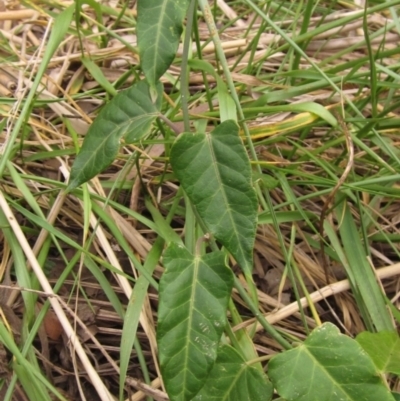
[137,0,190,86]
[68,80,162,189]
[193,344,273,401]
[170,120,258,272]
[157,243,233,401]
[269,322,395,401]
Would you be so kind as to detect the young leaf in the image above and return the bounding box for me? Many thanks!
[67,80,162,190]
[170,120,258,272]
[269,322,395,401]
[356,331,400,375]
[193,344,273,401]
[157,243,233,401]
[137,0,190,86]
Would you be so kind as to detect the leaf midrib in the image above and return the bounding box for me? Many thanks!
[206,133,247,268]
[303,346,360,400]
[181,255,200,397]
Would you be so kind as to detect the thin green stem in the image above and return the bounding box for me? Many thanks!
[197,0,261,170]
[233,276,292,350]
[181,0,197,132]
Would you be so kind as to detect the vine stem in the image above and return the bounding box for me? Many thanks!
[197,0,261,170]
[197,0,264,320]
[180,0,197,132]
[195,2,297,351]
[234,276,292,350]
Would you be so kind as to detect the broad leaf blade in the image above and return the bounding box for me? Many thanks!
[68,80,162,189]
[170,120,258,272]
[137,0,190,86]
[193,344,273,401]
[269,322,395,401]
[157,243,233,401]
[357,331,400,375]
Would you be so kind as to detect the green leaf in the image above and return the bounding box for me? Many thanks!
[0,4,75,177]
[0,322,67,401]
[67,80,162,189]
[245,101,338,128]
[157,243,233,401]
[188,59,236,122]
[75,0,105,47]
[81,56,117,96]
[84,255,125,318]
[336,201,394,332]
[13,363,53,401]
[356,331,400,375]
[269,322,395,401]
[120,237,164,400]
[193,344,273,401]
[258,210,316,225]
[137,0,190,86]
[170,120,258,272]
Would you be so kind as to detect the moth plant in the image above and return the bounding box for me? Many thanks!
[67,1,398,400]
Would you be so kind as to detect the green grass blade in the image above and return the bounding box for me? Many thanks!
[81,56,118,96]
[84,255,125,318]
[188,59,236,122]
[0,322,67,401]
[0,209,35,321]
[0,4,74,177]
[336,201,394,332]
[12,364,52,401]
[119,237,164,401]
